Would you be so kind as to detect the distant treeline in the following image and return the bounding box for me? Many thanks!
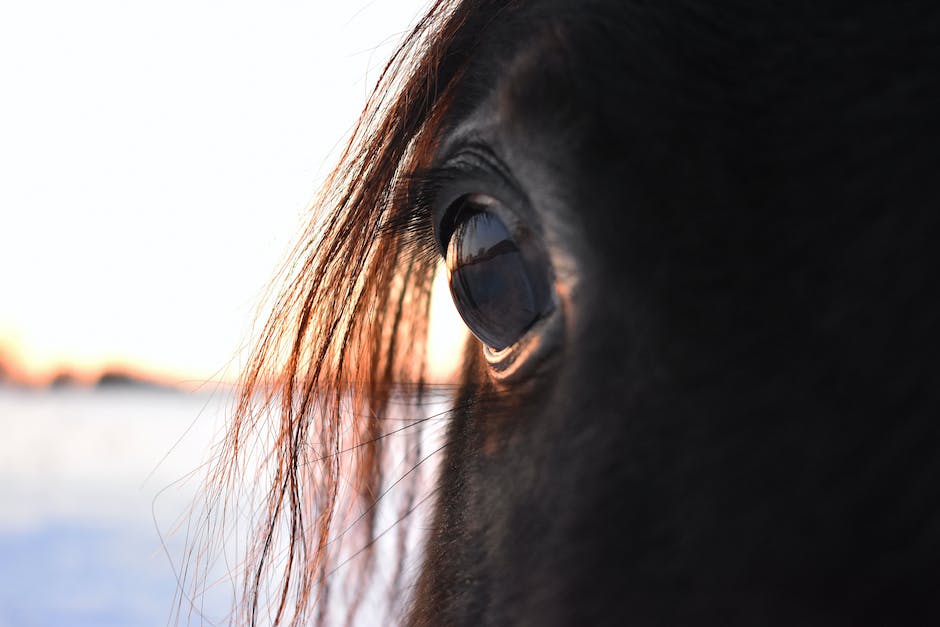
[0,359,181,393]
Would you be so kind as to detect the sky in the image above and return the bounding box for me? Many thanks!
[0,0,465,385]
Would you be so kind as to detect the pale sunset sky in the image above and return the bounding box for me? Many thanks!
[0,0,465,385]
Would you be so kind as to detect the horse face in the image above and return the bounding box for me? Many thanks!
[410,2,940,625]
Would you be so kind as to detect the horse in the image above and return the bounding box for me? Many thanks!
[184,0,940,624]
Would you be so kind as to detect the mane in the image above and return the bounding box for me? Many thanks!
[174,1,508,624]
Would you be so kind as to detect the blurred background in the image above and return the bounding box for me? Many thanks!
[0,1,461,624]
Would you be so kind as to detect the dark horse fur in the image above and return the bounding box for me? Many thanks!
[198,1,940,625]
[411,2,940,625]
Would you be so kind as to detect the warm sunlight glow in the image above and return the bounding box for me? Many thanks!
[428,265,469,382]
[0,0,433,385]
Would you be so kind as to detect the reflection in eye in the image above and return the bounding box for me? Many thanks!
[445,195,553,350]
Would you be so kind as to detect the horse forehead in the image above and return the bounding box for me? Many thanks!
[480,2,940,251]
[461,1,940,350]
[491,2,940,159]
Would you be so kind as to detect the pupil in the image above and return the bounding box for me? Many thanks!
[446,209,545,350]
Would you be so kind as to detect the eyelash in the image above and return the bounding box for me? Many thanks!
[407,165,463,216]
[403,163,473,255]
[375,166,461,261]
[408,145,523,249]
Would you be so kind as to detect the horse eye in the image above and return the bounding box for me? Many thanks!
[444,194,553,351]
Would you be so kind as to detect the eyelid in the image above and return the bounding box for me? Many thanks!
[421,145,532,255]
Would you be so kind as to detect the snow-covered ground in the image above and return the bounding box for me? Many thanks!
[0,386,448,626]
[0,388,234,626]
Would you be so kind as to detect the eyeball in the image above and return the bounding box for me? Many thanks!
[444,194,554,350]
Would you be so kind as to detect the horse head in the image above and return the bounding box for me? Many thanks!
[200,2,940,624]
